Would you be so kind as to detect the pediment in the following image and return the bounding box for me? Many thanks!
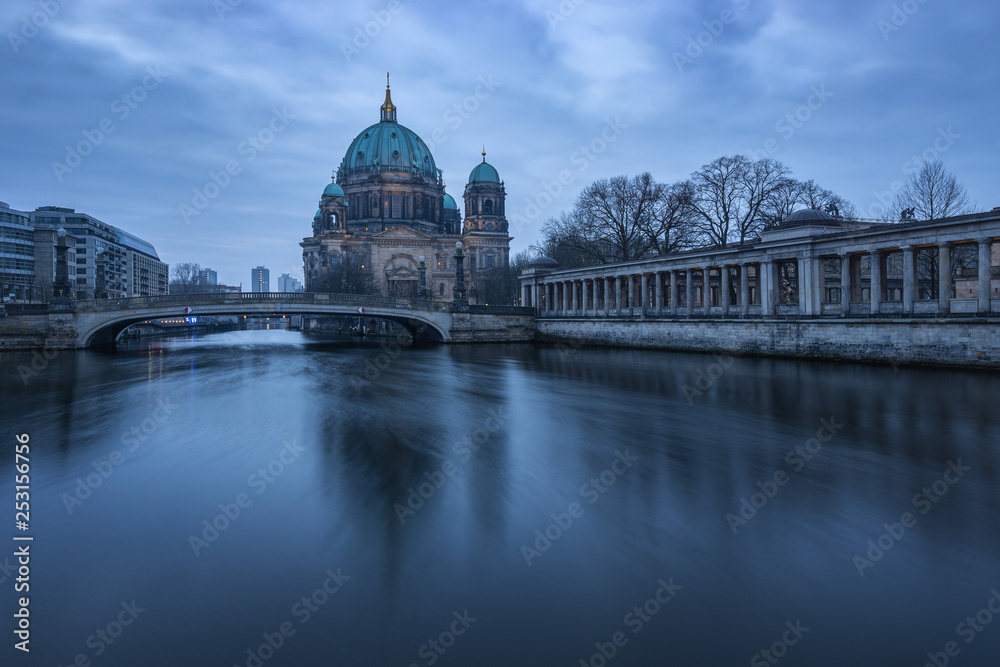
[372,225,434,240]
[386,266,418,279]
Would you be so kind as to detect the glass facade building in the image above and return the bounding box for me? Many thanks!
[0,201,34,300]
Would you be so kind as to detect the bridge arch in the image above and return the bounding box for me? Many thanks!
[74,295,452,348]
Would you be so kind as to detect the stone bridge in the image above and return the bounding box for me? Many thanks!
[0,292,535,350]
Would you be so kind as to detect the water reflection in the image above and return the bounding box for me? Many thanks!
[0,332,998,666]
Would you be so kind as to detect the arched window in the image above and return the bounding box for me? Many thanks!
[439,283,445,296]
[484,199,493,215]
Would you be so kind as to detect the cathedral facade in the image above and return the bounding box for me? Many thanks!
[301,79,511,302]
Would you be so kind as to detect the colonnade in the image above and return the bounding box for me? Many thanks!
[520,234,998,318]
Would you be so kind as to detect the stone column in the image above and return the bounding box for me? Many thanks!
[721,265,731,314]
[601,278,609,316]
[521,282,529,308]
[739,264,750,316]
[840,254,851,315]
[452,243,468,310]
[670,270,679,316]
[902,246,916,315]
[532,281,540,312]
[655,272,665,314]
[761,261,776,316]
[685,270,694,316]
[869,249,882,316]
[979,238,993,314]
[640,273,649,317]
[619,275,628,314]
[938,244,952,314]
[702,266,711,315]
[570,279,578,314]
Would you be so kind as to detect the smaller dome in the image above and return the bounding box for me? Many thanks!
[443,193,458,210]
[527,256,559,268]
[782,208,835,226]
[314,209,322,219]
[469,161,500,183]
[323,182,345,197]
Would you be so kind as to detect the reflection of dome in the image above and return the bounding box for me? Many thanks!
[782,208,835,226]
[443,193,458,210]
[341,122,437,179]
[527,256,558,268]
[323,182,344,197]
[469,161,500,183]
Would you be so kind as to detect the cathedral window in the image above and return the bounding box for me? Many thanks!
[392,195,402,218]
[484,199,493,215]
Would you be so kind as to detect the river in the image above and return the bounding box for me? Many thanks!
[1,330,998,666]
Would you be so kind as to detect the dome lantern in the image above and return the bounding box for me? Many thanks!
[380,72,396,123]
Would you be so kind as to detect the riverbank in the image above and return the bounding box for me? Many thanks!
[536,316,1000,368]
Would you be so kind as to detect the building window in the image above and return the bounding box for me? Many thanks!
[485,254,495,269]
[484,199,493,215]
[439,283,445,296]
[392,195,402,219]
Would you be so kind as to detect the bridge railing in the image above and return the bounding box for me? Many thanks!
[75,292,453,312]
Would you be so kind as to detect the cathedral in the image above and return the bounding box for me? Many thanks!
[301,77,511,302]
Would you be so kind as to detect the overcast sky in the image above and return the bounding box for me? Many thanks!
[1,0,997,287]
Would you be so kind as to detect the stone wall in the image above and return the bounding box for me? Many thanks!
[0,311,79,351]
[536,317,1000,367]
[448,312,535,343]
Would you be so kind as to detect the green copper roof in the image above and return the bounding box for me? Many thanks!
[314,209,322,219]
[443,193,458,210]
[323,182,345,197]
[342,120,437,179]
[469,161,500,183]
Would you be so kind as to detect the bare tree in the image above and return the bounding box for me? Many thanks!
[762,178,858,228]
[537,173,698,265]
[690,155,790,247]
[643,179,699,254]
[893,160,973,221]
[312,253,380,295]
[565,174,662,263]
[530,221,592,269]
[169,262,202,294]
[472,250,531,305]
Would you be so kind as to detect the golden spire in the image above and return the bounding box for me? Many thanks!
[482,146,486,162]
[380,72,396,122]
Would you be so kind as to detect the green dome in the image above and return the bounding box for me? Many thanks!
[323,182,345,197]
[314,209,322,219]
[469,161,500,183]
[443,193,458,210]
[342,121,437,179]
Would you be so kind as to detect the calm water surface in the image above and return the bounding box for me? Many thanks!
[1,331,998,666]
